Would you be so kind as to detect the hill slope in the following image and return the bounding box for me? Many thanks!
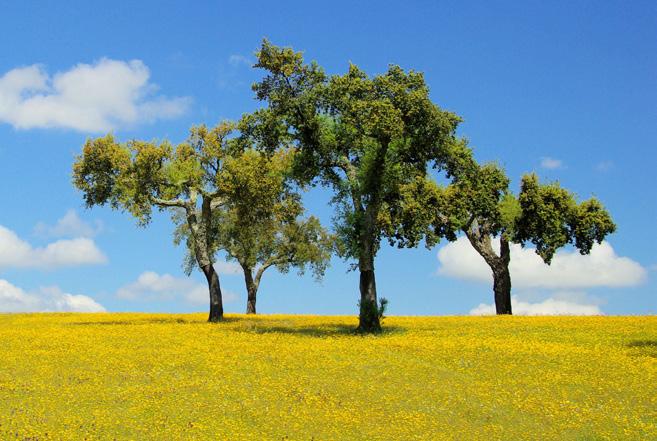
[0,314,655,440]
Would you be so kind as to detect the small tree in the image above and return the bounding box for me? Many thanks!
[250,41,464,332]
[73,123,240,322]
[430,145,616,314]
[175,148,333,314]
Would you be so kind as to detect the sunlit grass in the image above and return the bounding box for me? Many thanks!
[0,313,655,440]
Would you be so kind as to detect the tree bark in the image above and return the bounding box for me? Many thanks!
[358,268,380,332]
[466,229,513,315]
[357,243,381,333]
[492,238,512,314]
[201,263,224,322]
[356,162,386,333]
[243,267,258,314]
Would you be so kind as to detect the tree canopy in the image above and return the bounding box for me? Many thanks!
[248,40,465,332]
[73,122,244,321]
[426,144,616,314]
[71,40,618,327]
[174,147,333,314]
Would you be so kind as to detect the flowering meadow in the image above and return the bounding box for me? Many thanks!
[0,313,655,440]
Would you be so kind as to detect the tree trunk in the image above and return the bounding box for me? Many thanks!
[243,267,258,314]
[493,238,512,315]
[357,250,381,333]
[355,139,389,333]
[466,229,513,315]
[201,264,224,322]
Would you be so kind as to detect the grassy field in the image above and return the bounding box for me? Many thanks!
[0,314,655,440]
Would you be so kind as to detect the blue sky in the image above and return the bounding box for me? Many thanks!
[0,0,654,316]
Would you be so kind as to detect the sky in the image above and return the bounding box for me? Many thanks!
[0,0,655,316]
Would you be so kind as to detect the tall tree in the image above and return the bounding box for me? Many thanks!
[73,122,240,322]
[250,41,463,332]
[429,145,616,314]
[174,148,333,314]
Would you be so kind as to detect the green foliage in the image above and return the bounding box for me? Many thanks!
[251,40,464,265]
[73,123,239,225]
[515,174,576,261]
[73,134,132,211]
[378,297,389,320]
[175,145,334,281]
[569,199,616,253]
[497,193,522,240]
[380,176,458,248]
[436,162,617,265]
[515,174,616,263]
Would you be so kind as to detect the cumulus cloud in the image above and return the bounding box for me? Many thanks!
[437,237,646,289]
[0,225,107,269]
[469,294,603,316]
[0,58,191,132]
[33,210,103,238]
[116,271,237,305]
[0,279,105,312]
[539,157,564,170]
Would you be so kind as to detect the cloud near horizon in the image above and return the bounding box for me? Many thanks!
[437,237,646,290]
[437,237,647,315]
[0,279,105,312]
[116,271,238,305]
[469,294,603,316]
[0,225,107,270]
[0,58,191,132]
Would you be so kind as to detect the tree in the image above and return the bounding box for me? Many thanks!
[432,144,616,314]
[174,147,333,314]
[249,41,463,332]
[73,122,240,322]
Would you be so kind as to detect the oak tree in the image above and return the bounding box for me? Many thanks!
[175,148,333,314]
[250,41,463,331]
[431,145,616,314]
[73,123,239,322]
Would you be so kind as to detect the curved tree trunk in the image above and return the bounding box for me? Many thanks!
[202,263,224,322]
[190,196,224,322]
[466,229,513,315]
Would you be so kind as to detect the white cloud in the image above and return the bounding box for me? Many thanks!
[34,210,102,238]
[228,54,252,67]
[540,157,564,170]
[215,261,242,275]
[116,271,237,305]
[437,237,646,289]
[0,58,191,132]
[469,294,602,316]
[0,225,107,269]
[0,279,105,312]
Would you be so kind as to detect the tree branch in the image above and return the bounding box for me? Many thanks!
[152,197,188,208]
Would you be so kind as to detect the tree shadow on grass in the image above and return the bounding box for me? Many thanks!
[626,340,657,358]
[69,317,242,326]
[235,323,407,337]
[69,316,406,337]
